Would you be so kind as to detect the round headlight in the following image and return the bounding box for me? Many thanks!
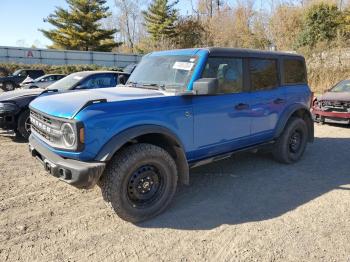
[61,123,76,148]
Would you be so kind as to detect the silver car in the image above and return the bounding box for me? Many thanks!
[22,74,66,89]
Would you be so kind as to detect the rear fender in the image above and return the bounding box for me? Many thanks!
[275,103,314,142]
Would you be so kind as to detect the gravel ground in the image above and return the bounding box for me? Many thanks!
[0,124,349,261]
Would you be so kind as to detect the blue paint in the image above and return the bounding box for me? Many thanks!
[29,48,312,165]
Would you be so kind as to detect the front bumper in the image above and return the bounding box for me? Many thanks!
[312,108,350,124]
[28,135,106,189]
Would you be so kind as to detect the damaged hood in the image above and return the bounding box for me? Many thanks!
[0,88,44,102]
[319,91,350,102]
[29,86,167,119]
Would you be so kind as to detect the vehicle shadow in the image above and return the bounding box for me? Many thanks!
[0,132,27,143]
[140,137,350,230]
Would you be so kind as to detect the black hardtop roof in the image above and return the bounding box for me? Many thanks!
[205,47,305,59]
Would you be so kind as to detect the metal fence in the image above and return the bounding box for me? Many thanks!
[0,46,142,68]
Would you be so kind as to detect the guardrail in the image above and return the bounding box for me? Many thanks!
[0,46,142,67]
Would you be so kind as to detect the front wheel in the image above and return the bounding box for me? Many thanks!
[99,143,178,223]
[273,117,308,164]
[17,110,31,140]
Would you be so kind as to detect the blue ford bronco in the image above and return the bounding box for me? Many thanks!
[28,48,314,222]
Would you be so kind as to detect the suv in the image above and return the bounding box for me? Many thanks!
[0,69,45,91]
[28,48,314,222]
[0,71,130,140]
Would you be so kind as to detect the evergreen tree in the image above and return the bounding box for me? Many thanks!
[143,0,179,45]
[40,0,118,51]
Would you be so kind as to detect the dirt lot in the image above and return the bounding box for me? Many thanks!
[0,124,349,261]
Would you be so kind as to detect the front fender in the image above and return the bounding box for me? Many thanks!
[95,124,190,185]
[95,124,184,161]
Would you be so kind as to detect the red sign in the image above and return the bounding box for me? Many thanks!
[27,50,34,57]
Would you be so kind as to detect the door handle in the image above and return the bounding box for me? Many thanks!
[274,98,286,104]
[235,103,249,110]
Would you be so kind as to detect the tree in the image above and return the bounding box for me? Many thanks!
[269,4,304,51]
[143,0,179,47]
[175,17,203,48]
[40,0,118,51]
[296,3,342,48]
[197,0,225,17]
[114,0,143,52]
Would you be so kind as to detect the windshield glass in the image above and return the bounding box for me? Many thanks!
[33,75,47,82]
[331,80,350,92]
[47,73,85,91]
[127,55,197,91]
[12,70,22,76]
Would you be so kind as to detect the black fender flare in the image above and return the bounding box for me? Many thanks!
[274,103,314,142]
[95,125,190,185]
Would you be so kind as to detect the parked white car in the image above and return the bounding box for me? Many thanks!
[21,74,66,89]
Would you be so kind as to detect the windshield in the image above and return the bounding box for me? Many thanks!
[12,70,22,76]
[47,73,85,91]
[33,75,47,82]
[123,64,137,74]
[331,80,350,92]
[127,55,197,91]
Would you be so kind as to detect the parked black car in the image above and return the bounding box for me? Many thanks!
[0,70,132,139]
[0,69,45,91]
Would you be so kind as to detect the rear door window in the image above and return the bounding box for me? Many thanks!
[249,58,278,91]
[201,57,244,94]
[283,59,307,84]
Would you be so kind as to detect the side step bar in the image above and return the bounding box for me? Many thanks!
[189,141,275,168]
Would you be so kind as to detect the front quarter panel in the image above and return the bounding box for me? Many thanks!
[51,95,195,161]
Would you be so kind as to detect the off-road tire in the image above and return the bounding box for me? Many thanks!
[273,117,308,164]
[3,81,15,91]
[17,110,31,140]
[99,143,178,223]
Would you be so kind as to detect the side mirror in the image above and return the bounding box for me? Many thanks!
[193,78,218,95]
[118,74,127,85]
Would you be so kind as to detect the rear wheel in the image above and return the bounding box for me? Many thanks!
[17,110,31,140]
[100,143,178,223]
[273,117,308,164]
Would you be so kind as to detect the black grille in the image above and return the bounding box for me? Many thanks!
[320,100,349,112]
[31,124,51,141]
[30,110,59,143]
[30,110,52,125]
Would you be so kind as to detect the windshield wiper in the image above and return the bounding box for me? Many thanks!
[142,83,166,91]
[127,81,138,86]
[127,81,166,91]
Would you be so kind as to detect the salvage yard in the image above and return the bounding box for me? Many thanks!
[0,124,349,261]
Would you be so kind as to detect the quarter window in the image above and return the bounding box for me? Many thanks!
[249,59,278,91]
[202,57,243,94]
[283,59,307,84]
